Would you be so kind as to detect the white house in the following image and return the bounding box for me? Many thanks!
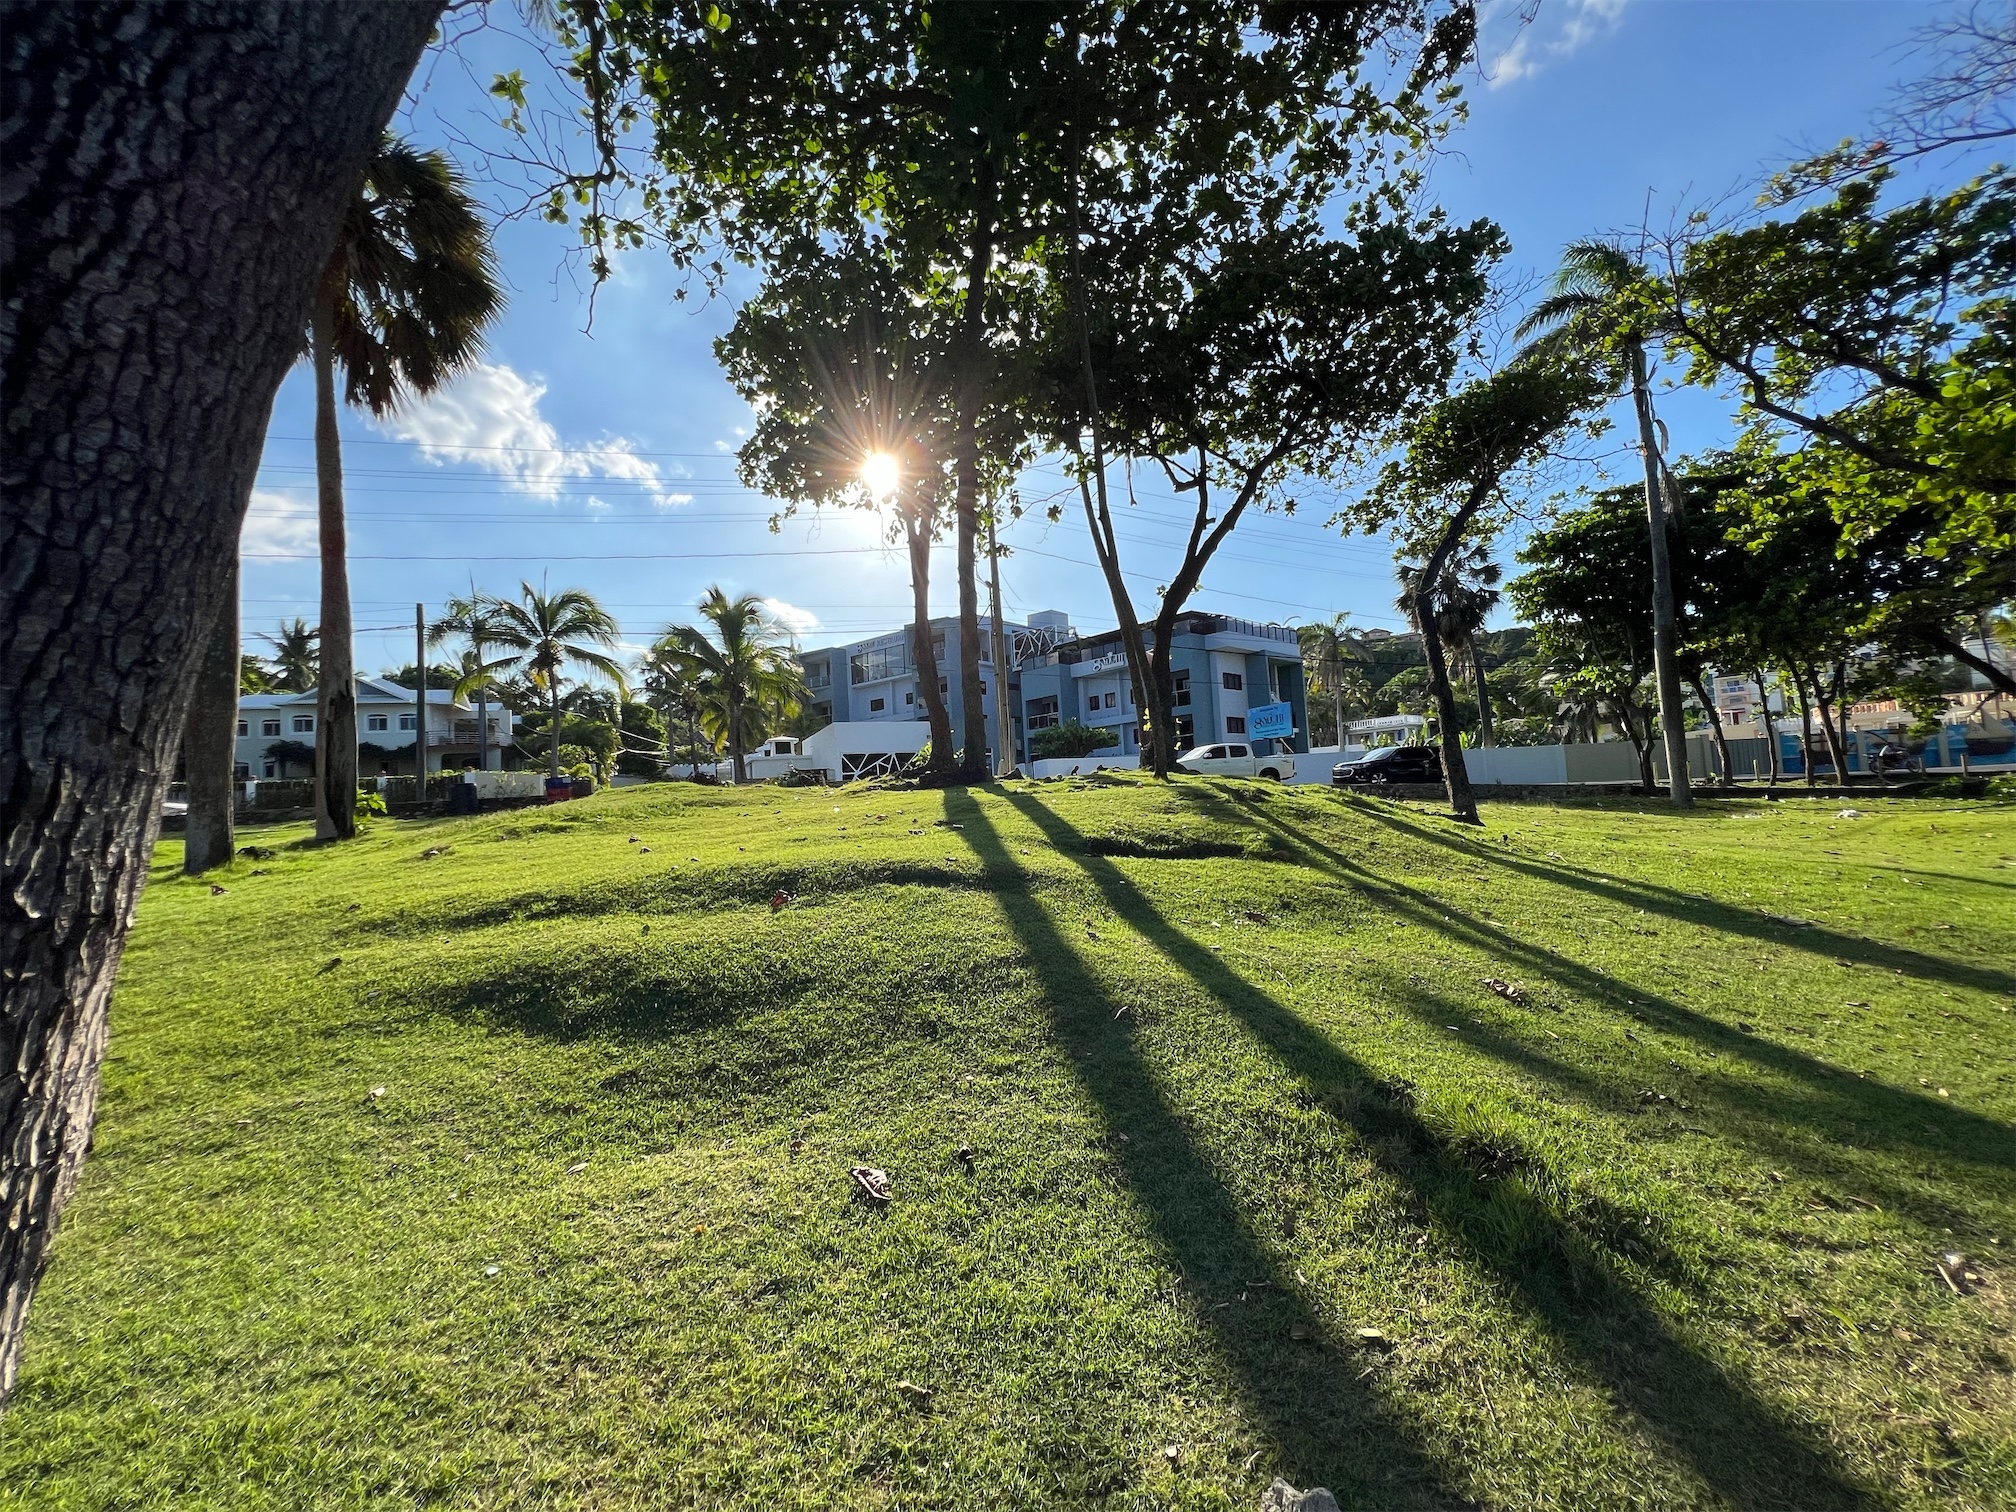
[234,677,518,779]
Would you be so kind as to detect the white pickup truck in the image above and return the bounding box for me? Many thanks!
[1174,742,1296,780]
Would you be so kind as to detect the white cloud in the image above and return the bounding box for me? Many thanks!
[241,488,317,557]
[763,598,820,636]
[380,362,692,509]
[1487,0,1629,90]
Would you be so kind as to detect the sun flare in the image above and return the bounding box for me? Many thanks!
[861,451,901,501]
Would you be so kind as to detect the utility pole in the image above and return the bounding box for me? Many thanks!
[1631,343,1692,807]
[985,509,1014,776]
[414,602,427,795]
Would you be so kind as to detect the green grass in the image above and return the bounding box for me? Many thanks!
[4,778,2013,1509]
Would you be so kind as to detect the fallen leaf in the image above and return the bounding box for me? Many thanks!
[1354,1328,1391,1349]
[368,1086,386,1099]
[566,1161,588,1175]
[628,835,640,843]
[770,889,791,912]
[638,846,652,853]
[1290,1321,1311,1341]
[895,1379,933,1402]
[1243,910,1270,924]
[1481,977,1528,1005]
[209,884,228,895]
[850,1165,892,1205]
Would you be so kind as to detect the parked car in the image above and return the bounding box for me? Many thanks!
[1175,742,1295,780]
[1332,743,1442,786]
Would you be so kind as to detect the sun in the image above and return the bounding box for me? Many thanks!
[860,451,901,502]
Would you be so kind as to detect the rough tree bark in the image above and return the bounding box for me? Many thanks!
[951,167,998,783]
[0,0,443,1401]
[1411,479,1494,826]
[1629,343,1692,807]
[903,496,955,772]
[310,284,357,840]
[182,557,241,874]
[1688,672,1735,789]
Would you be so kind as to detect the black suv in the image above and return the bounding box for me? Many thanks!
[1332,744,1442,786]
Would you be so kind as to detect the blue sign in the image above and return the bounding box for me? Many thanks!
[1247,701,1294,741]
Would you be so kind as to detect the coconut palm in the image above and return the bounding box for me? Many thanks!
[654,589,809,784]
[428,589,511,772]
[481,584,628,781]
[1397,543,1504,747]
[1297,614,1365,750]
[308,133,502,840]
[260,618,320,693]
[1518,240,1689,801]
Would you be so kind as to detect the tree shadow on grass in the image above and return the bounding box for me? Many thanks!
[938,796,1472,1507]
[1209,793,2016,1181]
[1349,796,2014,997]
[985,789,1881,1510]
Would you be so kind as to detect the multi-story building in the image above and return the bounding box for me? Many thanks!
[234,677,517,779]
[1015,612,1310,760]
[797,612,1070,765]
[796,608,1309,768]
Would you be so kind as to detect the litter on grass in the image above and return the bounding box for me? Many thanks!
[849,1166,892,1205]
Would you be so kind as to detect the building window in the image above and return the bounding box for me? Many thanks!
[366,715,388,732]
[1027,695,1059,731]
[803,657,831,691]
[261,760,276,777]
[399,714,417,731]
[1222,671,1244,691]
[869,696,886,712]
[980,680,988,696]
[905,692,915,705]
[851,643,910,684]
[292,715,314,733]
[1173,670,1191,707]
[236,720,248,736]
[261,719,281,737]
[1176,714,1195,746]
[1226,716,1247,735]
[939,678,948,694]
[1104,691,1117,709]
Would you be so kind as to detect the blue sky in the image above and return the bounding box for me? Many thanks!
[243,0,1965,675]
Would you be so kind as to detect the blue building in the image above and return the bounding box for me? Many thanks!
[1015,612,1310,760]
[796,612,1049,763]
[797,608,1309,768]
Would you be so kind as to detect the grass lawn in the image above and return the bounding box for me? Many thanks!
[3,778,2013,1510]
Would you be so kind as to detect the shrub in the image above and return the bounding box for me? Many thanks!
[1032,720,1119,759]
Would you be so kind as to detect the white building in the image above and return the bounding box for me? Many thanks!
[234,677,517,779]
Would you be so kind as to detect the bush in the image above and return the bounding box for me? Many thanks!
[1491,716,1557,747]
[777,766,826,787]
[354,787,387,820]
[1032,720,1119,759]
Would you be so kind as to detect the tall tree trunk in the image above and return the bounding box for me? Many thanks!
[0,1,443,1401]
[1060,107,1161,776]
[475,640,492,771]
[182,557,240,875]
[1470,638,1496,748]
[548,680,562,780]
[1630,344,1692,806]
[1411,480,1494,825]
[1792,664,1818,787]
[729,691,746,784]
[1814,660,1850,784]
[1688,672,1734,789]
[310,287,356,840]
[951,167,997,783]
[904,503,954,773]
[1919,625,2016,697]
[1754,669,1781,787]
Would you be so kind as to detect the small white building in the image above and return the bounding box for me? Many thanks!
[234,677,517,778]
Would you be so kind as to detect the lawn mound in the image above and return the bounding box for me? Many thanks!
[4,781,2011,1509]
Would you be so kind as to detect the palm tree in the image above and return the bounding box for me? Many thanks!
[481,584,629,781]
[1298,614,1360,750]
[654,589,809,784]
[428,589,510,772]
[260,619,319,693]
[1397,542,1503,747]
[1519,240,1690,802]
[308,133,502,840]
